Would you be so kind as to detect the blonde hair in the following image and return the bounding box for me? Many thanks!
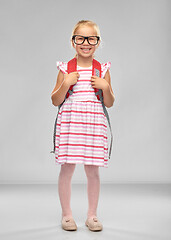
[71,20,101,40]
[71,20,101,58]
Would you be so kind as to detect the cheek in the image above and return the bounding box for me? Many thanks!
[91,47,96,53]
[75,45,81,52]
[92,45,96,50]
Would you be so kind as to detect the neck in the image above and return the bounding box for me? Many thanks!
[76,55,94,67]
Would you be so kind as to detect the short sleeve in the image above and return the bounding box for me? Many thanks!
[101,62,111,78]
[56,61,67,74]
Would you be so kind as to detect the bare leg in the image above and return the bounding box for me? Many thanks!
[84,165,100,218]
[58,163,76,218]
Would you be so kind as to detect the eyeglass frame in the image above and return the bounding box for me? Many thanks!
[72,35,100,46]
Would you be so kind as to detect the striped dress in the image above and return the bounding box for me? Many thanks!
[55,61,111,168]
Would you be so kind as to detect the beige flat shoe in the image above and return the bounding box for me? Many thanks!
[85,217,103,231]
[61,216,77,231]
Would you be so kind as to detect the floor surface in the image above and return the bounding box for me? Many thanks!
[0,184,171,240]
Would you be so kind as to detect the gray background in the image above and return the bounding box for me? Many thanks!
[0,0,170,184]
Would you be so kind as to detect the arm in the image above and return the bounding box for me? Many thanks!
[102,70,115,108]
[51,70,70,107]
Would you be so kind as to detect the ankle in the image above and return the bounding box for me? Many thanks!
[62,213,73,219]
[87,214,97,219]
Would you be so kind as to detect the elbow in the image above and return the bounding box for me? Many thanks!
[52,100,59,107]
[105,102,113,108]
[52,101,58,107]
[51,96,59,107]
[106,103,113,108]
[105,97,115,108]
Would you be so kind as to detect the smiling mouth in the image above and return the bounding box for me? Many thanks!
[81,48,92,53]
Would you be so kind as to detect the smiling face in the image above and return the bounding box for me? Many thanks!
[72,25,100,59]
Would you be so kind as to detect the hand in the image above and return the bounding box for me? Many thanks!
[91,76,109,90]
[64,72,80,86]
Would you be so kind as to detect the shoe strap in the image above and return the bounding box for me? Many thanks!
[63,217,73,222]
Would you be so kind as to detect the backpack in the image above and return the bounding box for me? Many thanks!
[51,58,113,160]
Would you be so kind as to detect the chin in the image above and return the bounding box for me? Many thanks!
[79,51,95,58]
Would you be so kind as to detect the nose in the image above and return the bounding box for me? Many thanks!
[83,38,89,45]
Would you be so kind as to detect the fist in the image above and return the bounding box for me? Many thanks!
[65,72,80,86]
[91,76,108,90]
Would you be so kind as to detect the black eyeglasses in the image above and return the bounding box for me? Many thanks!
[72,35,100,46]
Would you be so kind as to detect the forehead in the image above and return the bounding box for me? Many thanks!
[75,26,97,36]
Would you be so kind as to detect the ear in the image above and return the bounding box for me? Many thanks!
[72,40,76,49]
[95,39,101,49]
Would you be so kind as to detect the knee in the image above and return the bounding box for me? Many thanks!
[84,165,99,179]
[60,163,76,179]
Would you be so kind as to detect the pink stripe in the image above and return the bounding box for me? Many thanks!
[55,148,108,156]
[57,117,106,124]
[71,90,95,93]
[77,80,91,83]
[77,69,92,72]
[69,93,97,96]
[71,93,95,96]
[57,119,106,125]
[78,73,92,76]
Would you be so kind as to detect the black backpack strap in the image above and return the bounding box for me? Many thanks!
[50,103,63,154]
[95,89,113,160]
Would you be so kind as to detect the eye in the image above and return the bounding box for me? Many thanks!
[76,36,84,41]
[89,37,95,41]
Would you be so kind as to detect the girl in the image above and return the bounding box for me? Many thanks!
[51,20,115,231]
